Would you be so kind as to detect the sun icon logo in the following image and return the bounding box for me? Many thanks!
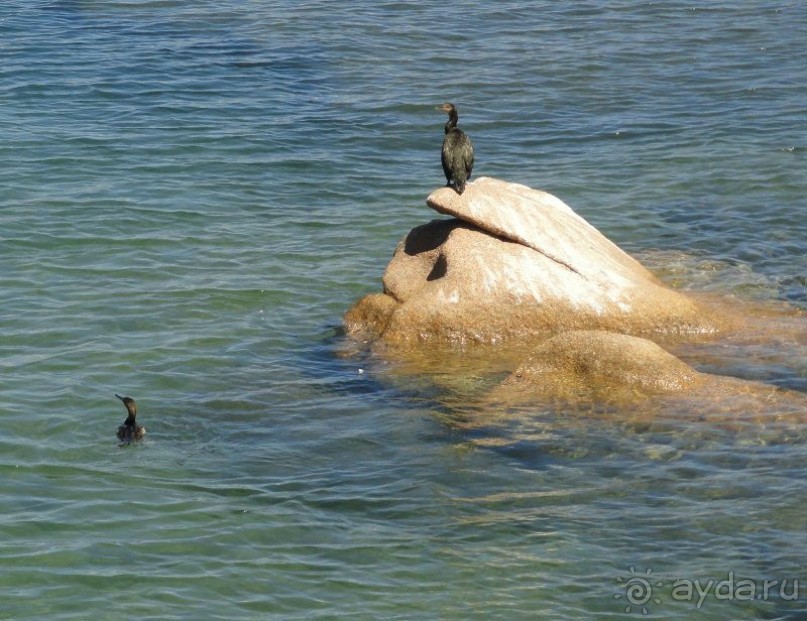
[614,567,663,615]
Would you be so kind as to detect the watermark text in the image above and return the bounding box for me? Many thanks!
[614,567,801,614]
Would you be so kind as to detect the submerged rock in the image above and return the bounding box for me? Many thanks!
[346,177,724,344]
[500,330,704,399]
[488,330,807,426]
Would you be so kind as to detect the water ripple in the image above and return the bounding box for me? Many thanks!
[1,1,806,619]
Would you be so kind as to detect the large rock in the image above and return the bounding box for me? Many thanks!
[345,177,724,343]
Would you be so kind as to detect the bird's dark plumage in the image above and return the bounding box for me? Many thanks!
[438,103,474,194]
[115,393,145,445]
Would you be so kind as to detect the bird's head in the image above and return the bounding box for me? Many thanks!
[115,393,137,418]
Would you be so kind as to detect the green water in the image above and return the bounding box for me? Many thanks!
[1,1,805,619]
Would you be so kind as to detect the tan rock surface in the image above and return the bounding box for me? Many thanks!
[498,330,707,400]
[487,330,807,426]
[346,178,725,343]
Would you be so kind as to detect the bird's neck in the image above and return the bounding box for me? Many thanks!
[125,413,137,426]
[444,111,458,133]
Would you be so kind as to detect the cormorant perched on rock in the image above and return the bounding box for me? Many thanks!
[437,103,474,194]
[115,393,145,445]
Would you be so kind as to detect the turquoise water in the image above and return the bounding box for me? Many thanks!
[1,1,805,619]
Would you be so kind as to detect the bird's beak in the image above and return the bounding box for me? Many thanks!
[115,394,125,402]
[436,104,448,111]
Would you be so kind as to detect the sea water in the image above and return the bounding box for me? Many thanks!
[1,1,805,619]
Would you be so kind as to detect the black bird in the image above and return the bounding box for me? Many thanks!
[437,103,474,194]
[115,394,146,445]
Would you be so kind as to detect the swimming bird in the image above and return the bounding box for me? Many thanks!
[115,393,146,445]
[437,103,474,194]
